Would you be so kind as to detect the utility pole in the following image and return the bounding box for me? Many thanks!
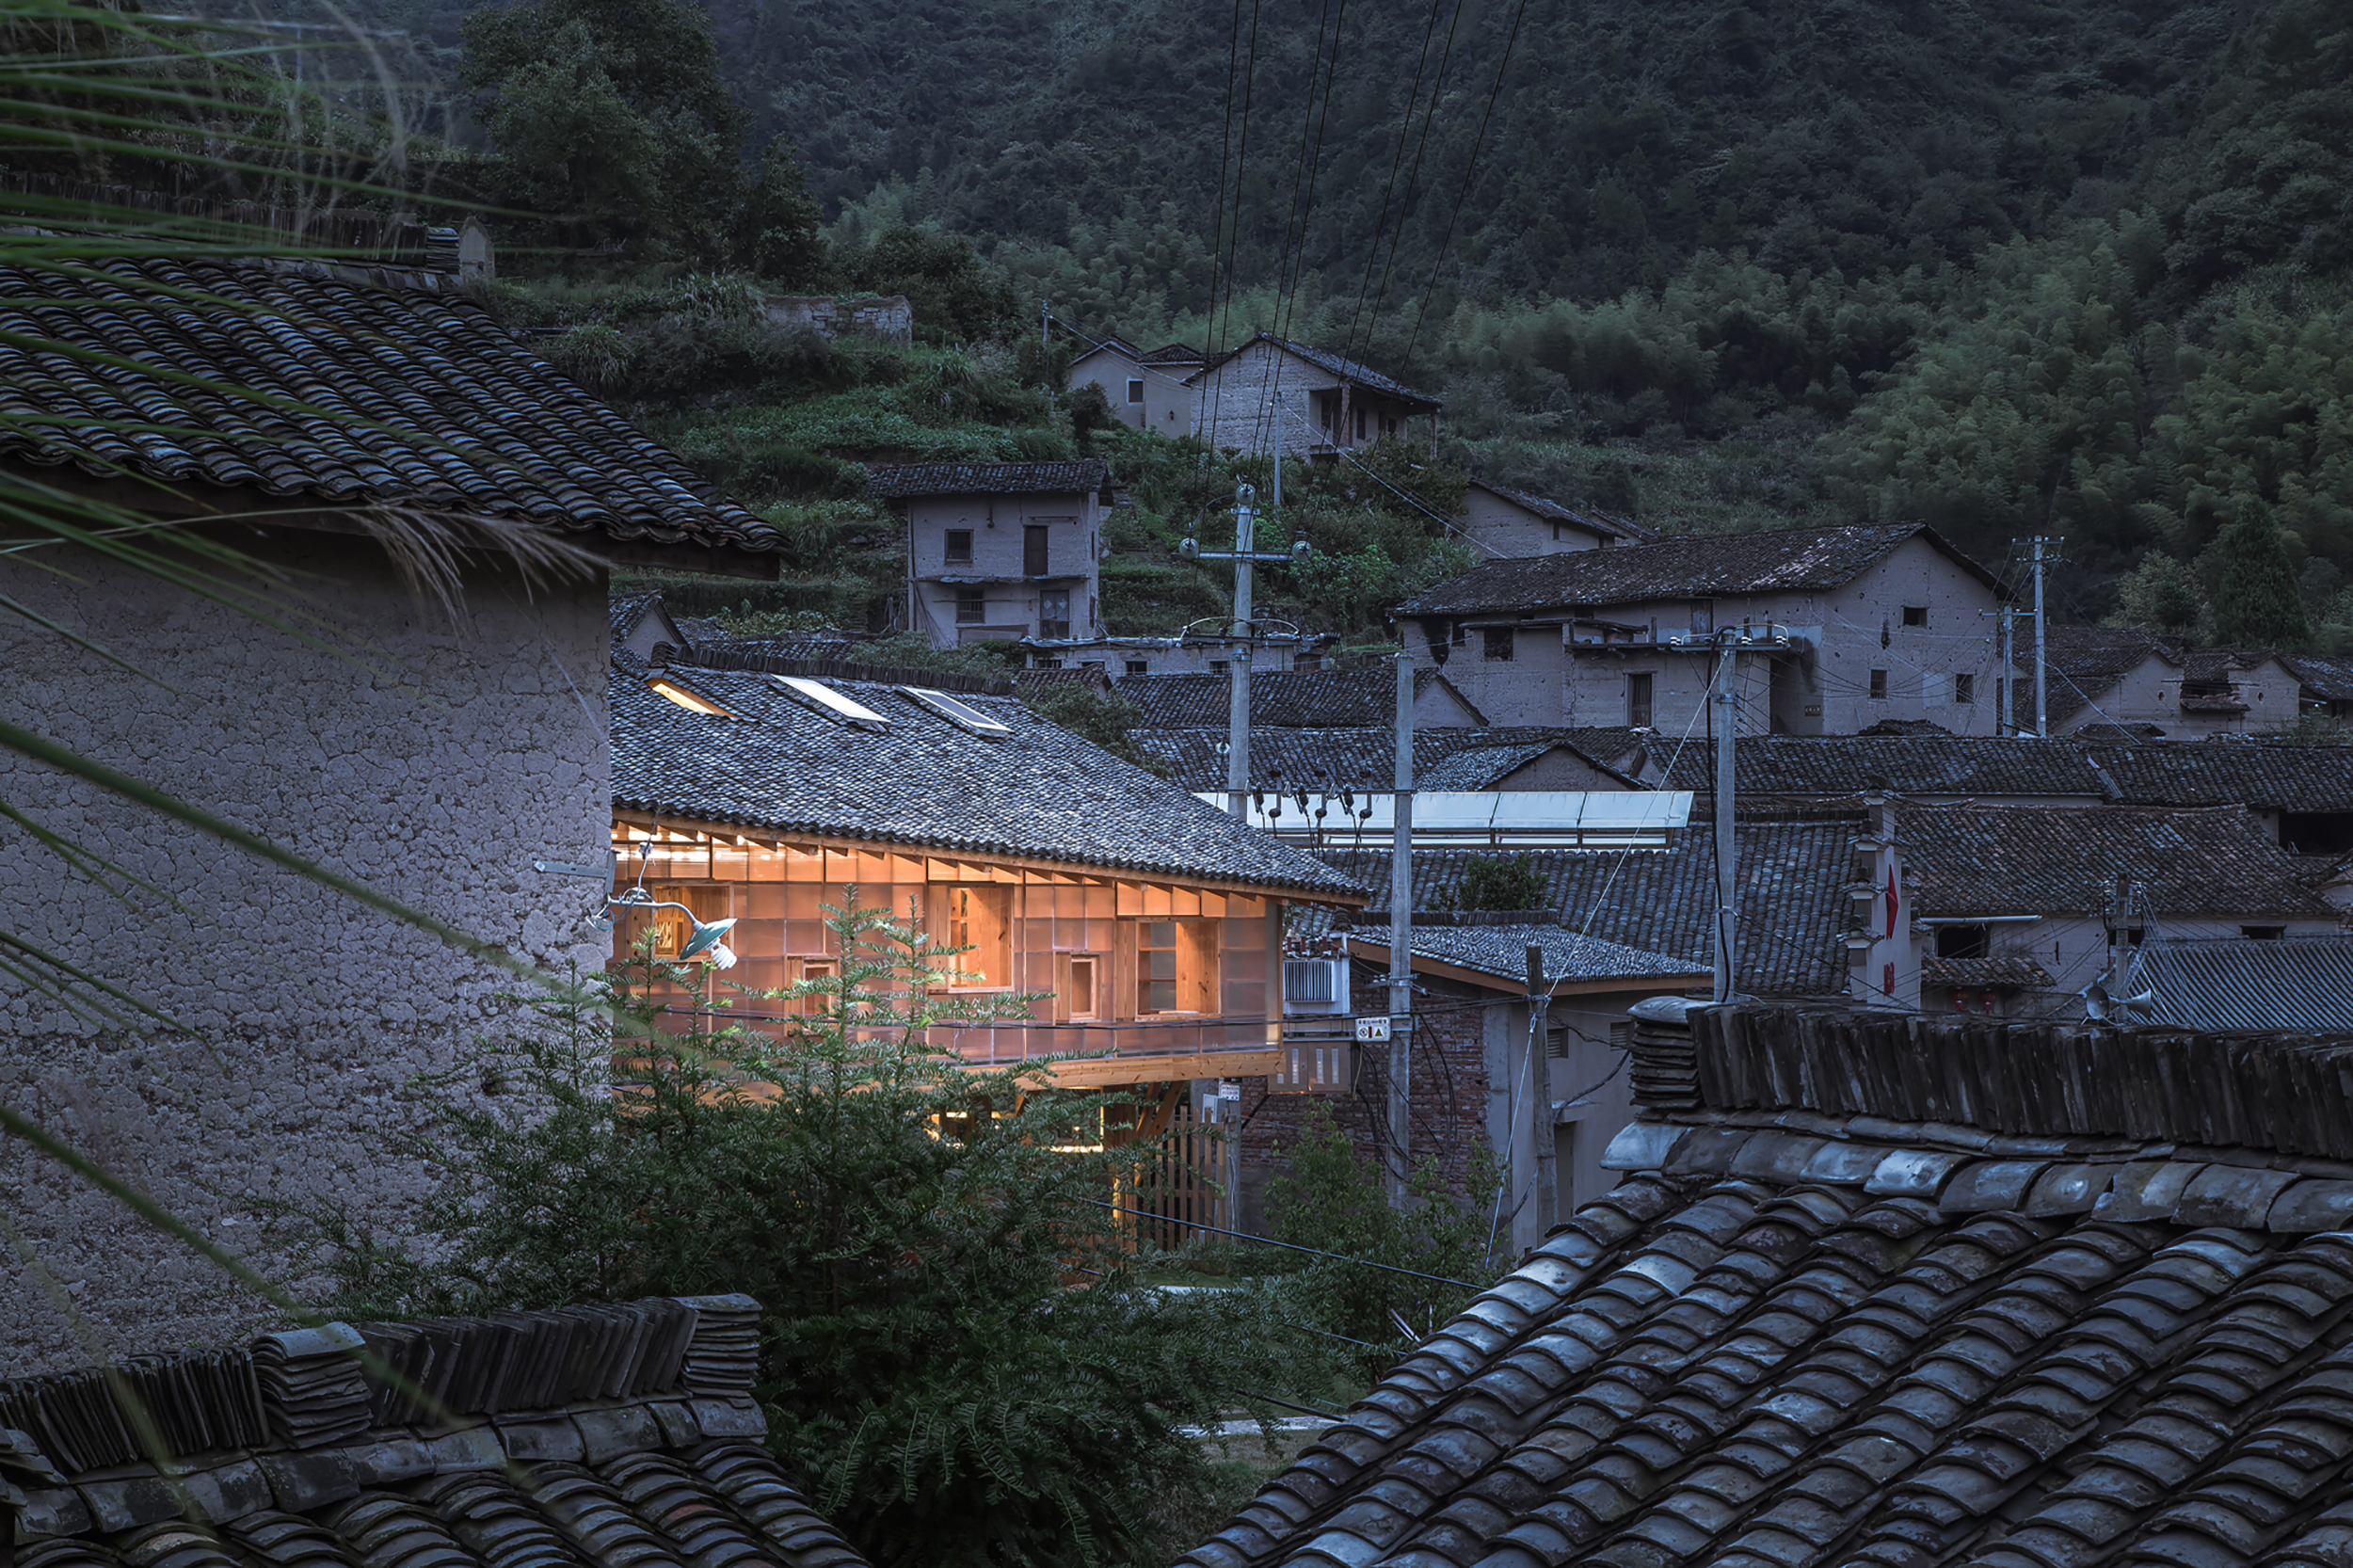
[1387,648,1414,1206]
[1226,486,1255,818]
[1711,632,1738,1004]
[1526,944,1556,1235]
[1998,605,2013,736]
[2031,536,2051,738]
[1041,298,1050,369]
[1271,391,1284,510]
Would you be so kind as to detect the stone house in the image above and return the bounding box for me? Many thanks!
[2285,650,2353,721]
[1395,522,2008,734]
[869,460,1109,648]
[1890,802,2342,1018]
[609,648,1365,1094]
[1456,478,1653,558]
[1179,999,2353,1568]
[2032,626,2304,736]
[1064,336,1203,435]
[1184,333,1443,459]
[0,249,775,1368]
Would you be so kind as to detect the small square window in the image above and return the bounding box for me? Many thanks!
[2242,925,2285,939]
[1869,668,1888,699]
[944,529,973,565]
[1482,627,1513,661]
[1125,660,1148,676]
[1127,378,1144,404]
[955,588,985,624]
[1901,605,1928,627]
[1209,659,1229,675]
[1954,673,1975,704]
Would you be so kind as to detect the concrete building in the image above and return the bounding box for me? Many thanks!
[0,248,774,1368]
[1395,522,2008,734]
[870,460,1110,649]
[1185,333,1442,460]
[1064,337,1203,436]
[1457,478,1653,558]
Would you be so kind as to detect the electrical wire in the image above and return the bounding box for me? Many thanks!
[1331,0,1449,379]
[1348,0,1470,375]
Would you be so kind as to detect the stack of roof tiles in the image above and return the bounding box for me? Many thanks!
[2,1294,867,1568]
[1175,1003,2353,1568]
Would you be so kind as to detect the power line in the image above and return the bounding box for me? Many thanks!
[1398,0,1535,374]
[1351,0,1471,374]
[1333,0,1449,382]
[1207,0,1267,452]
[1201,0,1249,451]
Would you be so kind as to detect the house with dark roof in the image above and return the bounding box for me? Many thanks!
[1178,999,2353,1568]
[611,648,1364,1095]
[1024,628,1334,678]
[1186,333,1444,460]
[1064,335,1203,435]
[1115,668,1487,729]
[866,460,1110,650]
[2029,627,2303,737]
[0,1292,870,1568]
[1132,728,1642,796]
[1894,804,2343,1018]
[1457,480,1654,559]
[1396,523,2006,735]
[2283,650,2353,721]
[0,249,772,1369]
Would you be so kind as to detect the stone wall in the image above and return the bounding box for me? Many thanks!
[0,528,611,1372]
[762,295,913,346]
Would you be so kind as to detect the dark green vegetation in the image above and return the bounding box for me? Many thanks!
[1432,853,1552,914]
[284,907,1370,1568]
[138,0,2353,640]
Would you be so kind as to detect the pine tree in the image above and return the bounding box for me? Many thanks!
[2208,494,2312,648]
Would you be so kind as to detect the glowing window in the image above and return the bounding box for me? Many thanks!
[1138,920,1217,1015]
[648,679,735,716]
[947,886,1012,987]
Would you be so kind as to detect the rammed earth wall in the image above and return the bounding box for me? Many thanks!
[0,528,610,1372]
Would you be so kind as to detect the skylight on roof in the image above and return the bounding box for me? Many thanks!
[901,686,1013,737]
[770,675,889,730]
[648,678,735,716]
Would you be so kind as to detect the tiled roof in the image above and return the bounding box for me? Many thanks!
[614,659,1363,898]
[1178,1003,2353,1568]
[1921,952,2055,987]
[1639,736,2115,799]
[2091,743,2353,813]
[1466,480,1656,541]
[612,592,664,642]
[2284,651,2353,702]
[1396,523,1996,616]
[2028,629,2297,723]
[2130,936,2353,1032]
[0,256,776,553]
[1191,333,1442,409]
[1346,923,1708,986]
[1316,820,1859,997]
[1113,669,1481,728]
[6,1293,866,1568]
[1130,727,1641,792]
[1905,804,2335,918]
[1141,342,1206,365]
[864,460,1108,498]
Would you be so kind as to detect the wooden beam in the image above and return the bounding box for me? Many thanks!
[1033,1050,1282,1087]
[611,809,1369,907]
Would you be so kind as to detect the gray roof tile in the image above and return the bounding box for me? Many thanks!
[0,257,776,554]
[615,660,1360,897]
[864,459,1109,498]
[1905,805,2333,918]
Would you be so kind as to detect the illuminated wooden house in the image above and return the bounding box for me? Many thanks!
[611,646,1367,1086]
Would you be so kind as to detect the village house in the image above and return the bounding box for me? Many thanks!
[0,244,774,1368]
[2285,650,2353,721]
[2032,626,2304,736]
[1179,999,2353,1568]
[870,460,1110,649]
[1888,803,2343,1018]
[1116,666,1487,729]
[1133,726,1644,798]
[0,1291,873,1568]
[1395,522,2008,734]
[1064,336,1204,435]
[609,641,1363,1121]
[1456,478,1653,558]
[1186,333,1444,459]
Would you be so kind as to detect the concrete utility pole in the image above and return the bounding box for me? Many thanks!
[1711,632,1738,1004]
[2032,536,2051,738]
[1226,486,1255,818]
[1526,944,1556,1234]
[1387,648,1415,1206]
[1998,606,2013,736]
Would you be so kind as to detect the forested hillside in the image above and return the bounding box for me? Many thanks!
[142,0,2353,642]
